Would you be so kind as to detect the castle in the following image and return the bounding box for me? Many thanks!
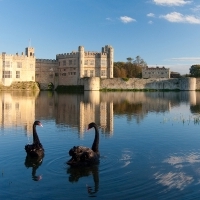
[0,47,35,86]
[0,45,114,89]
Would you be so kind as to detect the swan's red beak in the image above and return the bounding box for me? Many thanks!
[39,123,43,127]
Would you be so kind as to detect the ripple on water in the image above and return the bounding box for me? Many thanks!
[99,149,134,184]
[45,154,67,176]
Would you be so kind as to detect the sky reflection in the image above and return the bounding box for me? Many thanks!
[154,152,200,191]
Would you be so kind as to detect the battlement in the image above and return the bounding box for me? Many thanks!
[84,52,107,56]
[1,52,28,58]
[56,51,79,58]
[36,59,57,63]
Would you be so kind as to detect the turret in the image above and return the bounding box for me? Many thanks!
[79,46,84,78]
[25,47,35,57]
[103,45,113,78]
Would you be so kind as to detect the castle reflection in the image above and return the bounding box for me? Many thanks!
[0,91,39,134]
[0,91,199,135]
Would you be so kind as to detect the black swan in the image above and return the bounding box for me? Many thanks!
[67,122,100,167]
[25,121,44,158]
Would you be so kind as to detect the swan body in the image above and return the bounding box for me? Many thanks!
[67,122,100,167]
[25,121,44,158]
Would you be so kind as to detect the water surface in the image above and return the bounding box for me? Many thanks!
[1,91,200,199]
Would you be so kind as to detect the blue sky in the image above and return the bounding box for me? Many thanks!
[1,0,200,74]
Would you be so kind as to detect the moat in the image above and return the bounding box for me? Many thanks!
[1,91,200,199]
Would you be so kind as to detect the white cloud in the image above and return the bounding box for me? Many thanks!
[160,12,200,24]
[153,0,192,6]
[120,16,136,23]
[106,17,112,21]
[171,57,200,62]
[147,13,155,17]
[191,5,200,12]
[148,20,153,24]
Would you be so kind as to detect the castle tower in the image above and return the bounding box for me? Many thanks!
[78,46,84,78]
[25,47,35,57]
[108,46,114,78]
[102,45,113,78]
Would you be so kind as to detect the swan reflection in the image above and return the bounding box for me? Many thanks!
[67,165,99,196]
[24,155,44,181]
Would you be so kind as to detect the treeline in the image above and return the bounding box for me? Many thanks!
[114,56,147,78]
[189,65,200,77]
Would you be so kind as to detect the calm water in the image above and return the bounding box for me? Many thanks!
[1,91,200,199]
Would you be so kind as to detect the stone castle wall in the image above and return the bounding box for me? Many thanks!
[99,78,196,91]
[36,59,58,89]
[195,78,200,90]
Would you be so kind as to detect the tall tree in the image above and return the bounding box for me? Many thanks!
[126,57,133,63]
[133,55,147,67]
[190,65,200,77]
[114,66,121,77]
[113,56,147,78]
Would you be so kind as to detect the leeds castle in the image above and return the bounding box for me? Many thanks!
[1,45,198,91]
[0,45,114,90]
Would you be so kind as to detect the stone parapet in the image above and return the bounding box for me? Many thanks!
[100,78,196,91]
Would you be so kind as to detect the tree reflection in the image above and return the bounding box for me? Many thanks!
[67,165,99,196]
[114,101,143,114]
[24,155,44,181]
[113,101,146,123]
[190,105,200,114]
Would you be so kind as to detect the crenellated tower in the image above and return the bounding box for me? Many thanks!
[79,46,84,78]
[102,45,113,78]
[25,47,35,57]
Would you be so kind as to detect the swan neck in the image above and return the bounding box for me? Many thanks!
[33,124,41,144]
[91,125,99,153]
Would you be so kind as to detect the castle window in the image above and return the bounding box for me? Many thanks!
[15,103,19,110]
[101,70,106,77]
[84,70,88,77]
[5,103,12,110]
[90,60,94,65]
[3,61,10,67]
[74,72,76,75]
[101,60,106,66]
[3,71,12,78]
[63,60,66,66]
[62,73,66,76]
[49,74,53,78]
[17,62,22,68]
[16,71,20,78]
[84,60,88,65]
[69,60,72,65]
[90,70,94,77]
[74,60,76,65]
